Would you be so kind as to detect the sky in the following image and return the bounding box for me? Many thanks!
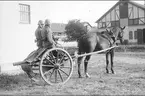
[39,0,145,26]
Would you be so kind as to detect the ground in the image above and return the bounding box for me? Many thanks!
[0,52,145,95]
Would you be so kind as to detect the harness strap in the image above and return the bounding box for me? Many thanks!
[101,34,114,47]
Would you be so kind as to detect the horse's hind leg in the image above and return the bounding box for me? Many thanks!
[84,55,91,78]
[110,49,115,74]
[78,56,83,78]
[106,52,109,73]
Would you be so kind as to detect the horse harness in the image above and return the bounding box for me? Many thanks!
[101,33,116,47]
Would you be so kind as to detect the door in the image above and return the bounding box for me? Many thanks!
[137,29,143,44]
[143,28,145,43]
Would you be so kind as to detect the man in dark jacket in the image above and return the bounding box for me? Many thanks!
[41,19,56,49]
[21,20,44,84]
[35,20,44,48]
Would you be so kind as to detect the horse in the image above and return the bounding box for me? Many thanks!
[77,26,125,78]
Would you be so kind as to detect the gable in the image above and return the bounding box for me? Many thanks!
[96,1,145,23]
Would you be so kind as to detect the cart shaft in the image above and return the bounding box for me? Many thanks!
[74,45,118,58]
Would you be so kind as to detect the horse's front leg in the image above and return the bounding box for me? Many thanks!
[110,49,115,74]
[78,56,83,78]
[84,55,91,78]
[106,52,109,73]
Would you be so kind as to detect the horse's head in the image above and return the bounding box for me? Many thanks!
[110,26,125,44]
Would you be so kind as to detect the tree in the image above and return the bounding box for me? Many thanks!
[65,19,88,41]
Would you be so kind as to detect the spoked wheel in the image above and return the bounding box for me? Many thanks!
[39,48,73,85]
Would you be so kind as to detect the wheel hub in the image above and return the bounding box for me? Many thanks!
[54,63,60,69]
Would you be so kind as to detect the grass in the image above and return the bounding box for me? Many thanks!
[0,51,145,95]
[0,73,30,90]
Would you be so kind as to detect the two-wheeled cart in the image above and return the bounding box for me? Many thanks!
[13,46,117,85]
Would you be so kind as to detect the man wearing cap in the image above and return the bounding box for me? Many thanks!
[41,19,56,49]
[21,20,44,84]
[35,20,44,48]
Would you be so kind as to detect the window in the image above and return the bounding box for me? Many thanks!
[19,4,31,24]
[134,31,137,39]
[129,31,133,40]
[111,21,120,27]
[102,22,106,28]
[129,19,133,25]
[111,21,116,27]
[134,18,139,25]
[98,22,102,28]
[129,18,139,25]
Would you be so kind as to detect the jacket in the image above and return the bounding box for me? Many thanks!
[35,26,43,48]
[41,26,55,48]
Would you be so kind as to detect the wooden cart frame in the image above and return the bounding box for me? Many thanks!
[13,46,118,85]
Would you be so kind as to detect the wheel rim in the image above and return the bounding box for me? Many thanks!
[39,48,73,85]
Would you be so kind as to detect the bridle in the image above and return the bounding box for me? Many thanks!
[106,26,125,45]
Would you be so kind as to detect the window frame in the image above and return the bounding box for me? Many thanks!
[129,31,133,40]
[134,31,137,39]
[128,18,139,25]
[19,3,31,24]
[111,20,120,27]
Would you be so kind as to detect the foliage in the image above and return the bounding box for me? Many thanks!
[65,19,88,41]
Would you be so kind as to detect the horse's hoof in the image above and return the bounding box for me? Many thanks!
[112,72,115,74]
[79,76,83,78]
[106,70,109,74]
[86,75,90,78]
[106,71,109,74]
[111,70,115,74]
[86,73,90,78]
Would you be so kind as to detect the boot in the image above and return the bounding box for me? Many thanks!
[31,77,40,86]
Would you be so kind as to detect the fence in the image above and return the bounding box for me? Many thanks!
[116,44,145,52]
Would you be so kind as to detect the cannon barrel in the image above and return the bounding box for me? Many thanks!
[13,61,27,66]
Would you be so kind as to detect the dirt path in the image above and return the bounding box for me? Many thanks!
[0,52,145,95]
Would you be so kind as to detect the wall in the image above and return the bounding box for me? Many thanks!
[0,2,20,64]
[128,25,145,43]
[0,1,43,65]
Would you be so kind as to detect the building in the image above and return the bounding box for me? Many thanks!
[0,1,70,73]
[0,1,46,64]
[0,1,48,73]
[96,0,145,44]
[51,23,67,40]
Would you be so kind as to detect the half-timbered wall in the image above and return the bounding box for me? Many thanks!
[97,1,145,44]
[98,5,120,29]
[128,3,145,25]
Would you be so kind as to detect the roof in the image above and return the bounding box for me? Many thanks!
[129,1,145,10]
[96,0,145,23]
[51,23,66,32]
[81,22,92,28]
